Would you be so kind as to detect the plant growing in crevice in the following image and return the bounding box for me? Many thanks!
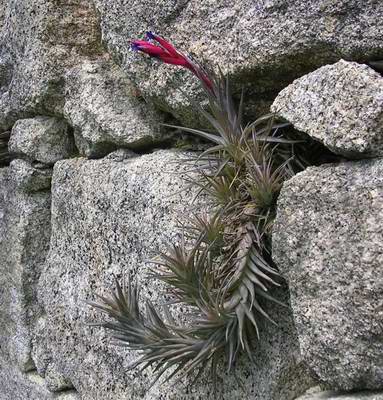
[90,32,304,392]
[0,131,11,166]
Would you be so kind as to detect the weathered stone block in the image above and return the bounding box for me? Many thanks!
[64,61,164,157]
[0,0,103,130]
[0,354,79,400]
[34,149,313,400]
[271,60,383,157]
[9,117,75,165]
[9,159,52,192]
[0,1,168,156]
[273,160,383,390]
[0,160,51,372]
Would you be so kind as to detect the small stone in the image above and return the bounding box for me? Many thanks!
[64,61,164,157]
[9,117,75,165]
[271,60,383,158]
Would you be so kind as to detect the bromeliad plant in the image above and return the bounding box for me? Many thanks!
[90,32,300,391]
[0,131,11,166]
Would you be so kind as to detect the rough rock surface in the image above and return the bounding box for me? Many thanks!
[9,117,75,164]
[0,160,51,373]
[0,0,164,154]
[0,0,104,130]
[32,149,313,400]
[95,0,383,123]
[1,0,383,398]
[273,160,383,390]
[271,60,383,157]
[64,60,164,157]
[4,159,52,193]
[1,0,382,134]
[297,389,383,400]
[0,355,79,400]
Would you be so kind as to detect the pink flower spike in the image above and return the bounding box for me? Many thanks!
[146,32,181,59]
[132,32,214,94]
[200,73,214,92]
[132,39,153,46]
[159,56,193,68]
[131,41,168,58]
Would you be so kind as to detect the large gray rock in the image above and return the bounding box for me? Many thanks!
[33,149,313,400]
[272,160,383,390]
[64,60,164,157]
[0,160,51,373]
[9,117,75,164]
[94,0,383,124]
[271,60,383,157]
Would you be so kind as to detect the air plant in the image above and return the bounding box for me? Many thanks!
[131,31,214,93]
[91,33,299,392]
[0,131,11,166]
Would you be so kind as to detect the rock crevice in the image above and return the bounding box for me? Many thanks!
[0,1,383,399]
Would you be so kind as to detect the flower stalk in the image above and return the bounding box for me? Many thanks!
[132,32,214,93]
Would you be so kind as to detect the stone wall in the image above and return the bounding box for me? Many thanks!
[0,1,382,399]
